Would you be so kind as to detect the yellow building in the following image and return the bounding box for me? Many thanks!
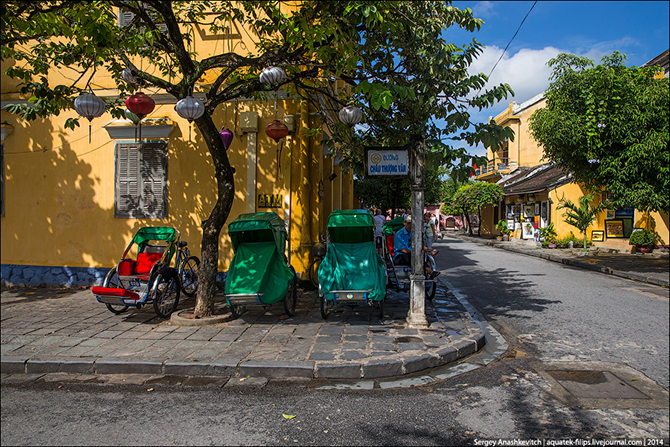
[475,92,669,250]
[0,6,353,287]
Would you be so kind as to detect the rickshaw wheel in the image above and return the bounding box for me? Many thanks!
[179,256,200,298]
[106,303,129,314]
[152,268,181,319]
[229,302,245,319]
[103,270,129,314]
[283,268,297,317]
[319,288,329,320]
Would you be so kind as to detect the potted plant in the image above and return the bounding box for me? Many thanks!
[630,229,656,253]
[496,219,511,241]
[539,222,557,248]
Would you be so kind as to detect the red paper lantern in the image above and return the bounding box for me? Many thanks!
[265,119,289,142]
[125,92,155,141]
[125,92,155,119]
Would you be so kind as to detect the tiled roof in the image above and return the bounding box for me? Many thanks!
[501,163,572,195]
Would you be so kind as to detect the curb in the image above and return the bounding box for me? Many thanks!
[1,334,484,380]
[449,235,669,288]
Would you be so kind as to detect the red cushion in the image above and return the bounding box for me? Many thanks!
[91,287,140,300]
[386,235,395,256]
[118,259,136,276]
[136,252,162,274]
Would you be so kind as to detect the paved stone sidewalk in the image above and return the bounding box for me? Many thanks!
[1,282,485,380]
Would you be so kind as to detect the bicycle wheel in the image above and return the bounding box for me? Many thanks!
[283,267,297,317]
[308,258,321,289]
[425,255,437,301]
[103,269,129,315]
[152,268,181,319]
[179,256,199,298]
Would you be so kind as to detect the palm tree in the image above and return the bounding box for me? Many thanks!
[557,194,604,248]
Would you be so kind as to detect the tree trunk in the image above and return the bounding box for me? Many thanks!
[463,210,472,236]
[192,113,236,318]
[477,208,482,237]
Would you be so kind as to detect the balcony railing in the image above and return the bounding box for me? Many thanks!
[475,158,517,176]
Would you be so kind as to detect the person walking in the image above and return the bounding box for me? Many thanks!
[373,209,385,255]
[424,212,437,250]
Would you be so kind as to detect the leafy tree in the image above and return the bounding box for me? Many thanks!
[354,166,447,216]
[354,177,410,217]
[529,52,669,213]
[1,1,514,316]
[448,181,503,236]
[556,194,604,249]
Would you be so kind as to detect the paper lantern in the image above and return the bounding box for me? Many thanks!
[125,92,155,141]
[265,119,289,142]
[259,66,287,86]
[219,127,234,150]
[338,105,362,126]
[175,96,205,142]
[121,68,139,86]
[74,92,106,143]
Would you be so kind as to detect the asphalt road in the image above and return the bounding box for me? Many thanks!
[2,237,668,446]
[435,236,669,390]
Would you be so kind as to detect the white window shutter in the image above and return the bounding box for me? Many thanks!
[115,143,141,218]
[141,142,168,219]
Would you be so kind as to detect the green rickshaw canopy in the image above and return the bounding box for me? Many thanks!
[132,227,177,245]
[228,212,287,256]
[319,210,386,301]
[226,213,293,304]
[327,209,375,244]
[382,216,405,236]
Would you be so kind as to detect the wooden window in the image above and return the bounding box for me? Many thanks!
[118,4,168,33]
[115,142,168,219]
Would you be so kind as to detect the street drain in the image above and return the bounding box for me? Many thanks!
[546,370,650,400]
[395,336,423,343]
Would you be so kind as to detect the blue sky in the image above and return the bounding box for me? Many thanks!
[446,1,670,156]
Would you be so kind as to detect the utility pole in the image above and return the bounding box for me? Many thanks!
[406,135,429,328]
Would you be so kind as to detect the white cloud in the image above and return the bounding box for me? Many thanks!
[470,45,561,105]
[472,1,497,18]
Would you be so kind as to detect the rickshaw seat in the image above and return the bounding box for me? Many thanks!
[91,287,140,301]
[136,252,162,275]
[386,235,395,257]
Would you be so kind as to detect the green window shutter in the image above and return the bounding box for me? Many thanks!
[115,142,141,218]
[141,142,168,219]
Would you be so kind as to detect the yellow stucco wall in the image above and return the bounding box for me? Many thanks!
[0,6,355,279]
[481,96,669,249]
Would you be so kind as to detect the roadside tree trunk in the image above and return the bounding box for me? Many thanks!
[192,113,236,318]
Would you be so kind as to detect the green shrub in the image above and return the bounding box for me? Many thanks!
[539,222,557,242]
[629,230,655,247]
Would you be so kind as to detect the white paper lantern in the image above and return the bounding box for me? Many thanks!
[175,95,205,142]
[175,96,205,122]
[259,66,287,86]
[338,105,362,126]
[121,68,139,85]
[74,92,106,142]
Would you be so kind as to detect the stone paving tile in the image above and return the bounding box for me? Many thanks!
[276,343,311,361]
[246,343,283,361]
[188,342,232,360]
[138,330,168,340]
[92,330,124,339]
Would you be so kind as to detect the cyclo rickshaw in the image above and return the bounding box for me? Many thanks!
[224,212,297,318]
[382,216,437,300]
[318,209,387,319]
[92,227,195,319]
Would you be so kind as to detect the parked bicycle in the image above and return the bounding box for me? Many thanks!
[175,240,199,299]
[307,235,326,289]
